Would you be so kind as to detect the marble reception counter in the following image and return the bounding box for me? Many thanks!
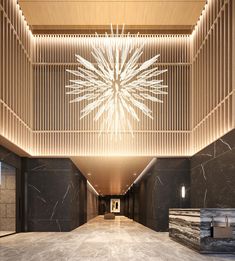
[169,208,235,254]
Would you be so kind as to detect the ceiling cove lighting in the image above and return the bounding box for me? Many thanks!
[124,158,157,194]
[66,25,167,137]
[87,180,99,195]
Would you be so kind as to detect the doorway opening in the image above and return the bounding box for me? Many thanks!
[0,162,16,237]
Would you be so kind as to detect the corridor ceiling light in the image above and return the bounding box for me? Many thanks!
[66,25,167,137]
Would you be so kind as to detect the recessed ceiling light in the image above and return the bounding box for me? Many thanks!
[88,173,91,176]
[133,173,137,176]
[95,185,98,187]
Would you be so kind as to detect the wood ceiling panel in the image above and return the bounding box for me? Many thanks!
[71,157,153,195]
[19,0,206,32]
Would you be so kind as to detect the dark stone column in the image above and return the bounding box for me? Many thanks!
[22,158,87,232]
[133,158,190,231]
[190,129,235,208]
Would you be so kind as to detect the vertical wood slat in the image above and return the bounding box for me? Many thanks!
[232,0,235,129]
[0,0,33,153]
[1,0,234,156]
[191,0,234,154]
[32,34,191,156]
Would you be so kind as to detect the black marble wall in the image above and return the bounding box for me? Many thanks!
[23,158,87,232]
[0,146,21,170]
[98,195,125,215]
[87,184,98,221]
[191,129,235,208]
[130,158,190,232]
[124,187,134,219]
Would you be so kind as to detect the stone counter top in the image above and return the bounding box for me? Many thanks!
[169,208,235,254]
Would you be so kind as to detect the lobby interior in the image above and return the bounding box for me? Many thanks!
[0,0,235,260]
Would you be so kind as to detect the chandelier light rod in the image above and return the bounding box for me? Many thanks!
[66,25,168,138]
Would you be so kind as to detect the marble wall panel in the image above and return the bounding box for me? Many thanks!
[0,146,21,170]
[23,158,87,232]
[130,158,190,232]
[190,129,235,208]
[87,184,98,221]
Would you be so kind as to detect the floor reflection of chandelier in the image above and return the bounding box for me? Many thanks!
[66,25,168,137]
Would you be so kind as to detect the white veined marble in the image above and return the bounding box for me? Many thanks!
[0,216,234,261]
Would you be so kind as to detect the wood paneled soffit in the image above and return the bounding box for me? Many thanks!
[18,0,206,34]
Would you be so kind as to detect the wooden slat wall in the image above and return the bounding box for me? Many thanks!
[0,0,33,153]
[191,0,235,153]
[1,0,234,156]
[32,35,191,156]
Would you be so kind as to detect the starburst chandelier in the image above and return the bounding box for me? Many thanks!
[66,25,167,137]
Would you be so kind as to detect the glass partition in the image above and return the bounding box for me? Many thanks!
[0,162,16,237]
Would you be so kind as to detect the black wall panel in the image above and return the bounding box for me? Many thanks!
[23,158,87,232]
[126,158,190,232]
[190,129,235,208]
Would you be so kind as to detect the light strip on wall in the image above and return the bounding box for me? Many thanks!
[87,180,99,196]
[124,157,157,194]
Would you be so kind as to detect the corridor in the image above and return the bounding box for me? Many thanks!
[0,216,234,261]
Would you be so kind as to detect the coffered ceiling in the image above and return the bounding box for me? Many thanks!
[18,0,206,33]
[71,157,153,195]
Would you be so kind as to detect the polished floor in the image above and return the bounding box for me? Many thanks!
[0,216,234,261]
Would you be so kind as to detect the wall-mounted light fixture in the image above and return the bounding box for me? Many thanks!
[181,185,186,199]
